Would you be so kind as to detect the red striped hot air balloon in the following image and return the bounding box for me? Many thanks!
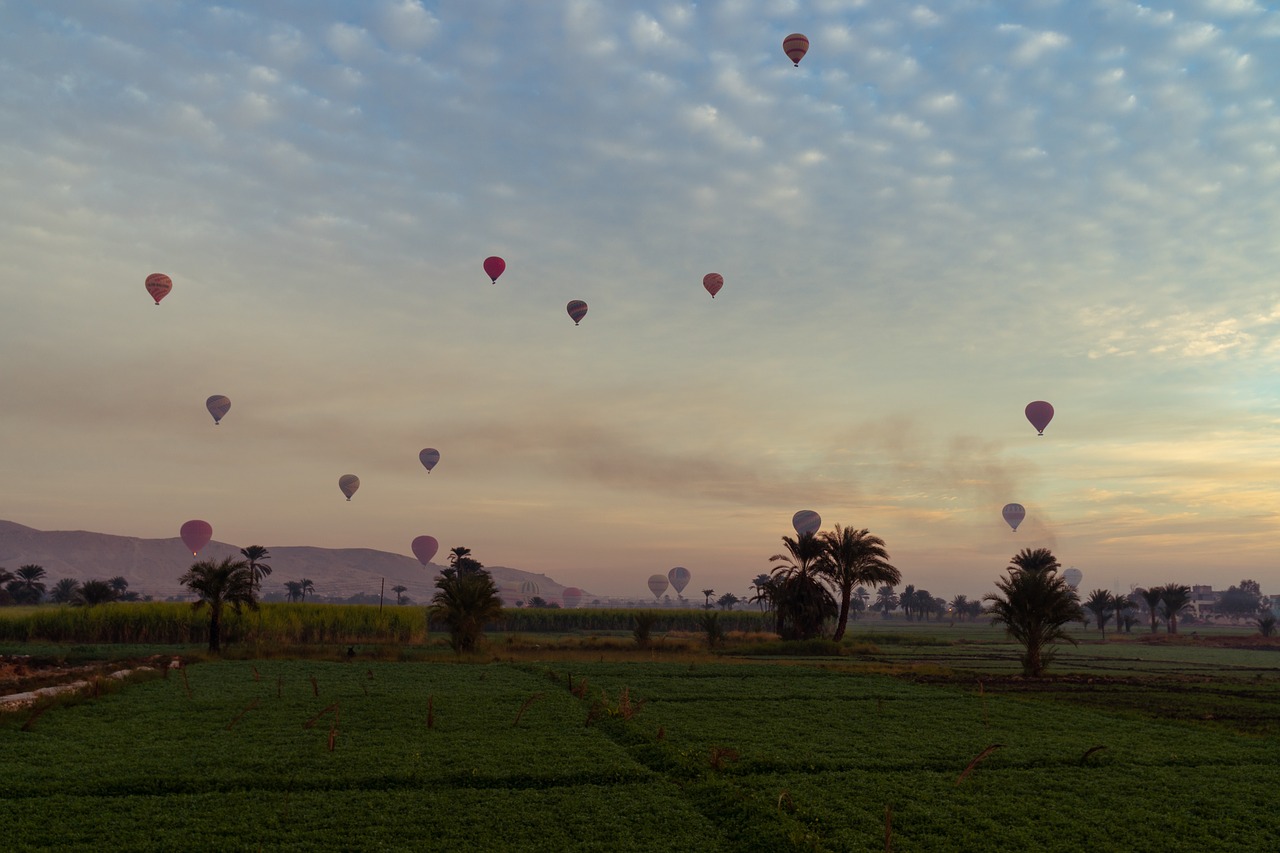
[566,300,588,325]
[145,273,173,305]
[792,510,821,536]
[483,256,505,283]
[783,33,809,66]
[206,395,230,425]
[703,273,724,298]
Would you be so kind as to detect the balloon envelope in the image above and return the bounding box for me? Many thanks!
[668,566,691,595]
[1002,503,1026,532]
[792,510,821,536]
[338,474,360,501]
[647,574,670,600]
[783,33,809,66]
[145,273,172,305]
[703,273,724,298]
[483,256,505,283]
[180,519,213,555]
[205,395,230,425]
[1063,567,1083,589]
[566,300,588,325]
[562,587,583,608]
[411,535,439,567]
[419,448,440,473]
[519,580,540,597]
[1025,401,1054,435]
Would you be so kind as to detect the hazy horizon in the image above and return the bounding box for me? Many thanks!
[4,2,1280,601]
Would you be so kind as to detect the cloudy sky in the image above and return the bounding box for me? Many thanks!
[4,0,1280,601]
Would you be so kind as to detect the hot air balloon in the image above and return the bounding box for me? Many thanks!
[411,535,439,567]
[1025,401,1054,435]
[562,587,583,608]
[703,273,724,298]
[566,300,588,325]
[1063,567,1083,589]
[483,256,505,283]
[647,574,670,600]
[1002,503,1026,532]
[792,510,821,536]
[205,395,231,425]
[145,273,173,305]
[180,519,213,555]
[338,474,360,501]
[419,448,440,473]
[519,580,540,599]
[668,566,691,596]
[783,33,809,66]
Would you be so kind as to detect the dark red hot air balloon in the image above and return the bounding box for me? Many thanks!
[145,273,173,305]
[180,519,213,555]
[483,256,505,283]
[703,273,724,298]
[567,300,588,325]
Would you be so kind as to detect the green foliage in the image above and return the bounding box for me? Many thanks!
[632,611,658,648]
[699,611,725,648]
[430,567,502,653]
[985,549,1083,677]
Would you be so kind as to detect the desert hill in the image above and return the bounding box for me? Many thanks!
[0,520,585,605]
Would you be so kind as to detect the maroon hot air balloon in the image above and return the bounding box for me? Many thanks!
[703,273,724,298]
[1025,401,1054,435]
[668,566,691,595]
[792,510,821,536]
[783,33,809,66]
[180,519,213,555]
[411,535,439,567]
[145,273,173,305]
[567,300,588,325]
[483,256,505,283]
[562,587,583,608]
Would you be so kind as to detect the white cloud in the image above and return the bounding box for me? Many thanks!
[377,0,440,51]
[326,23,375,62]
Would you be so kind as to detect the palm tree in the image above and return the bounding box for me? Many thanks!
[749,574,773,612]
[11,564,48,604]
[1140,587,1163,633]
[239,545,272,594]
[985,548,1083,677]
[701,588,715,609]
[1160,584,1192,634]
[50,578,82,604]
[1084,589,1114,639]
[430,566,502,652]
[769,531,836,640]
[1113,594,1135,634]
[73,579,119,607]
[179,556,257,653]
[284,580,303,603]
[818,526,899,642]
[950,594,970,621]
[716,592,739,610]
[392,584,409,605]
[108,576,129,596]
[448,547,484,576]
[900,584,916,621]
[874,585,899,618]
[299,578,315,602]
[0,566,12,605]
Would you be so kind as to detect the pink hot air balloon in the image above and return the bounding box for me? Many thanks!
[566,300,588,325]
[647,573,669,600]
[145,273,173,305]
[180,519,213,555]
[668,566,691,595]
[206,395,231,425]
[411,535,439,567]
[562,587,583,608]
[792,510,821,537]
[703,273,724,298]
[1025,401,1054,436]
[419,448,440,473]
[1002,503,1026,532]
[483,256,505,283]
[783,33,809,66]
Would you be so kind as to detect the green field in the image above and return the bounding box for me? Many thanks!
[3,628,1279,851]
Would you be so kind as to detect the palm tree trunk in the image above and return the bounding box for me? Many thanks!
[832,589,851,642]
[208,605,222,653]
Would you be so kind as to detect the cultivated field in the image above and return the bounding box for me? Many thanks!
[2,616,1278,851]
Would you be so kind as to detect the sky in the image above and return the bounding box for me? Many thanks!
[4,0,1280,602]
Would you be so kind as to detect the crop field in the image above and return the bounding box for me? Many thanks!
[3,638,1279,852]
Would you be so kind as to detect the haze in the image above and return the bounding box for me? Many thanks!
[4,1,1280,601]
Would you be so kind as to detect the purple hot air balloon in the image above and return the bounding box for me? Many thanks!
[792,510,821,537]
[1002,503,1026,532]
[566,300,588,325]
[647,573,669,600]
[206,395,231,425]
[180,519,213,555]
[419,448,440,473]
[411,535,439,567]
[668,566,691,596]
[1025,401,1054,435]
